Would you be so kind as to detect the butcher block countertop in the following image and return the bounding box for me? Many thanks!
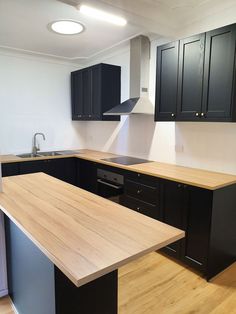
[0,173,184,287]
[1,149,236,190]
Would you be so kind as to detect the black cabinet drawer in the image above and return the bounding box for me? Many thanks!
[120,195,159,219]
[126,172,157,186]
[125,179,158,205]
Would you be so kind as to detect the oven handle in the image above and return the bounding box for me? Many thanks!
[97,179,123,190]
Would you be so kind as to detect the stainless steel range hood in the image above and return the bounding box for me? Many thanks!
[104,35,154,116]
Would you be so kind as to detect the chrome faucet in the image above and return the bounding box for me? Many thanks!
[32,133,46,156]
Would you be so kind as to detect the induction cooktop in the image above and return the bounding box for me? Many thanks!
[102,156,151,166]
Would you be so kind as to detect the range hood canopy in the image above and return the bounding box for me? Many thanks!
[104,35,154,116]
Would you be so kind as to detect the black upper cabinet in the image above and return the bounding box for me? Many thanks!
[155,41,179,121]
[202,25,236,121]
[177,34,205,120]
[71,63,121,121]
[155,23,236,122]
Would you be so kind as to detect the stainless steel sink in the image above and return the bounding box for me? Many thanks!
[17,152,60,158]
[38,151,61,157]
[17,153,42,158]
[17,150,82,158]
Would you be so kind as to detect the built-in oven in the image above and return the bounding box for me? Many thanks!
[97,168,124,204]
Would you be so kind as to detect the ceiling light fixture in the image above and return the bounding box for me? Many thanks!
[79,5,127,26]
[49,20,84,35]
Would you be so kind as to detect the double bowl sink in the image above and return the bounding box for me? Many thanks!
[17,150,81,158]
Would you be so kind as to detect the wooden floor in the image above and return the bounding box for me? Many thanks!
[1,252,236,314]
[118,252,236,314]
[0,296,14,314]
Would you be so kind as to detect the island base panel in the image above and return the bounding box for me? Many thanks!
[5,216,118,314]
[5,217,56,314]
[55,268,118,314]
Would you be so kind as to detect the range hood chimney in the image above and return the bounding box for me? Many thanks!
[104,35,154,116]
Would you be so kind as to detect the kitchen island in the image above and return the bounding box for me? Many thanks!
[0,173,184,314]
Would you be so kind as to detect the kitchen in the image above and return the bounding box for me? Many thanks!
[0,0,236,313]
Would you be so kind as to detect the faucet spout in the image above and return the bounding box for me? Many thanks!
[32,133,46,156]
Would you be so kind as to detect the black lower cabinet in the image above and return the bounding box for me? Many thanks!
[160,179,236,279]
[181,187,212,272]
[121,172,160,220]
[1,163,19,177]
[120,195,159,219]
[160,181,187,259]
[19,158,77,185]
[77,159,97,193]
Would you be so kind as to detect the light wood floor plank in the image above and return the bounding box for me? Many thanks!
[0,297,15,314]
[118,252,236,314]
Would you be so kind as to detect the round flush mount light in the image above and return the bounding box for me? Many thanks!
[48,20,85,35]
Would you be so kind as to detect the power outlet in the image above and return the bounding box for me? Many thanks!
[175,144,184,153]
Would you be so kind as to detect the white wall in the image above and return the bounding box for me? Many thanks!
[84,36,236,175]
[2,23,236,175]
[0,52,86,155]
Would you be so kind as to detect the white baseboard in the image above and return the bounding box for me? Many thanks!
[0,288,8,298]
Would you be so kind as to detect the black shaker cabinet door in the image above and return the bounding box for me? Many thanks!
[160,180,186,258]
[181,187,212,272]
[71,71,83,119]
[82,69,92,118]
[202,25,236,121]
[91,65,102,119]
[177,34,205,120]
[155,41,179,121]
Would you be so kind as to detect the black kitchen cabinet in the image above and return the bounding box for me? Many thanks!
[177,34,205,120]
[160,180,211,272]
[155,23,236,122]
[19,158,77,185]
[155,41,179,121]
[121,172,160,220]
[1,163,19,177]
[181,186,212,272]
[77,159,97,193]
[71,63,121,121]
[160,181,187,259]
[160,179,236,279]
[202,25,236,121]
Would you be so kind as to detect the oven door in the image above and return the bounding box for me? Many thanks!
[97,179,124,204]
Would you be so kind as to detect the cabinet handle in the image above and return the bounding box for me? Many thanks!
[137,207,140,211]
[78,115,82,118]
[137,190,142,194]
[137,173,141,177]
[171,113,175,118]
[201,113,205,117]
[177,184,182,188]
[195,112,199,117]
[89,115,92,118]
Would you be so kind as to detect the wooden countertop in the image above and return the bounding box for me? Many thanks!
[1,149,236,190]
[0,173,184,287]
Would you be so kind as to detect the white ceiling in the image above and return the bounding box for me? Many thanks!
[1,0,236,62]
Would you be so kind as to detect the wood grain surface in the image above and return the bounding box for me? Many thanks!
[0,173,184,287]
[1,149,236,190]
